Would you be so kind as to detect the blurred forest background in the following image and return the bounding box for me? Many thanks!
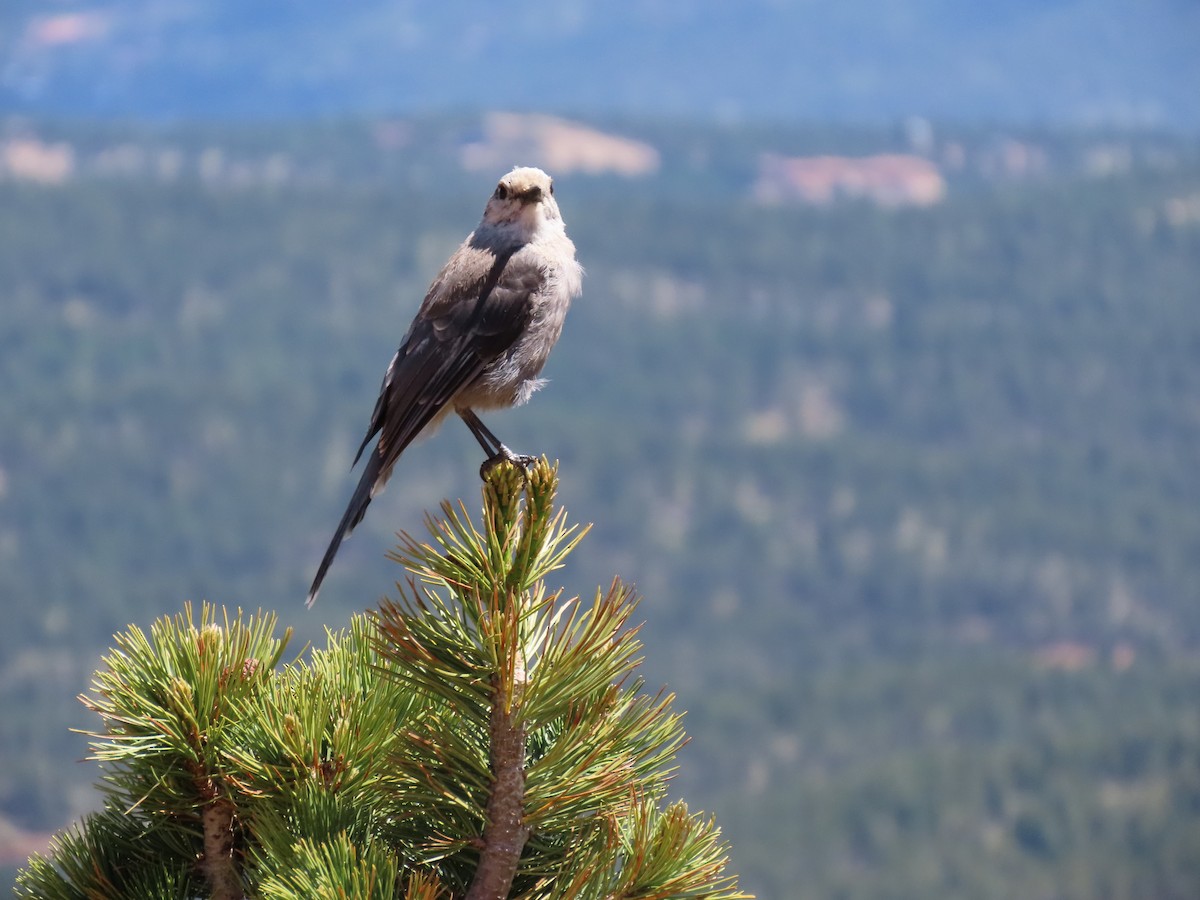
[2,3,1199,898]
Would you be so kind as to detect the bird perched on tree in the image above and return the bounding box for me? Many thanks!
[307,166,582,606]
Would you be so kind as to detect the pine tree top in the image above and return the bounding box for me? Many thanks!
[17,460,749,899]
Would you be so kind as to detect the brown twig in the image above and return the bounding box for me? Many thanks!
[194,769,243,900]
[466,663,530,900]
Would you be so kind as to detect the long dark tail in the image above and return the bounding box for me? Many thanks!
[307,451,384,607]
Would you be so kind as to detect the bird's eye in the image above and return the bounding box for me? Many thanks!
[548,180,554,196]
[494,184,509,200]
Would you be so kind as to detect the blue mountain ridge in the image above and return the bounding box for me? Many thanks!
[2,0,1197,127]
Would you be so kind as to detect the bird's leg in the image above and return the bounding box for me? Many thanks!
[459,409,537,480]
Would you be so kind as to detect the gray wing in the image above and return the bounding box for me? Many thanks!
[354,244,545,471]
[307,244,544,606]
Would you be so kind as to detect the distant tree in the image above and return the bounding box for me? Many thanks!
[16,461,746,899]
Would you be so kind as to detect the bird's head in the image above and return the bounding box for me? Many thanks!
[481,166,562,234]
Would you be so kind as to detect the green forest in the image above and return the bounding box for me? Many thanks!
[1,117,1199,897]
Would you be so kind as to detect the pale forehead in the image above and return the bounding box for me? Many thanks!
[499,166,552,193]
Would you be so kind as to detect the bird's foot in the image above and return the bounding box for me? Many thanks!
[480,447,537,480]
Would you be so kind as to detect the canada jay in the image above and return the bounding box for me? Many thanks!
[307,166,582,606]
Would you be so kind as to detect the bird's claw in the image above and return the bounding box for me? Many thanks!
[480,449,537,481]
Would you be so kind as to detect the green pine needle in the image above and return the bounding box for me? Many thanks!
[257,832,399,900]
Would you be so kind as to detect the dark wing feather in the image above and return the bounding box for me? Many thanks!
[372,245,542,465]
[352,246,542,464]
[307,245,544,606]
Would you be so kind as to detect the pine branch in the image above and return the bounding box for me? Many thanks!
[76,604,288,897]
[198,790,242,900]
[466,671,531,900]
[381,460,551,897]
[368,458,750,897]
